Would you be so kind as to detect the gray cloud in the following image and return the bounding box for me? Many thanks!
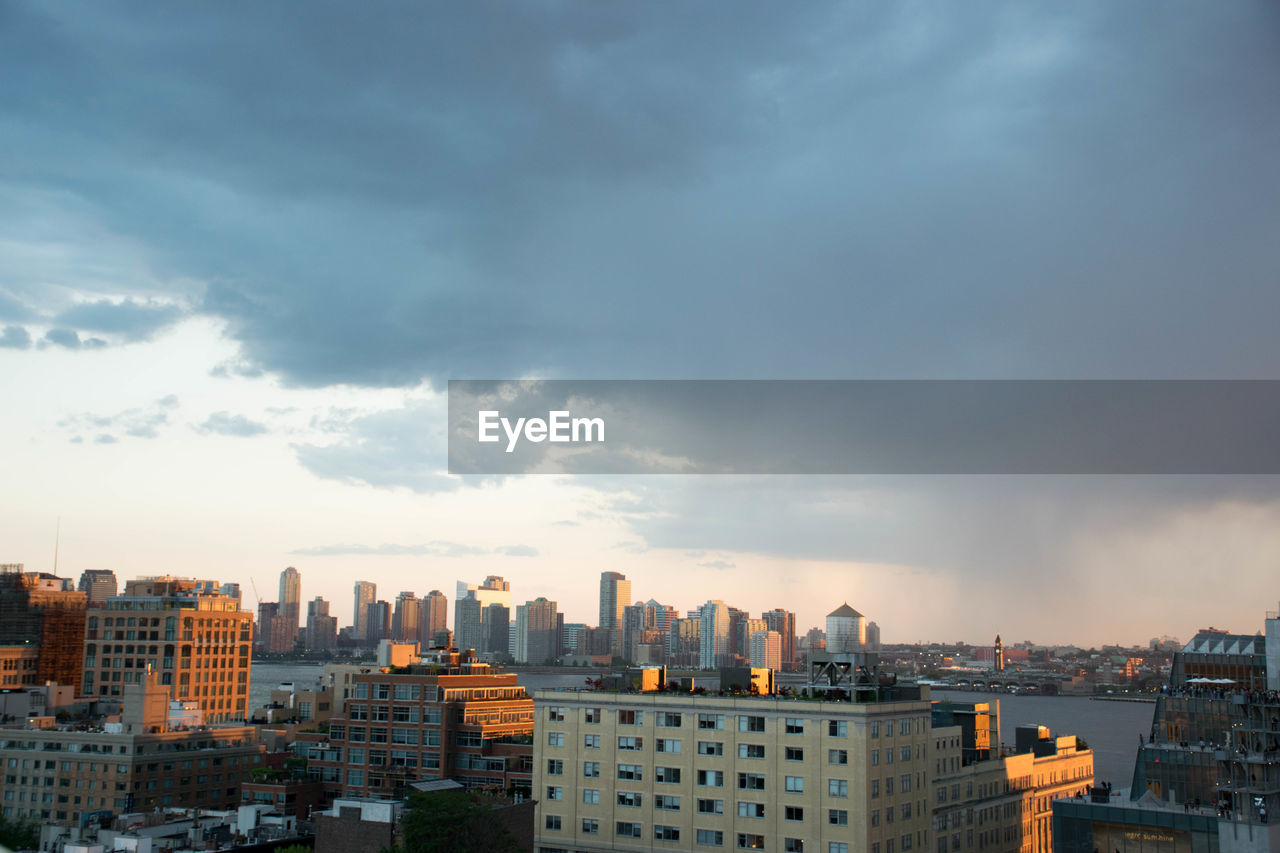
[0,325,31,349]
[41,328,107,350]
[0,291,35,322]
[3,3,1279,386]
[291,541,529,558]
[53,299,183,342]
[197,411,267,437]
[698,559,736,570]
[94,434,117,444]
[59,396,179,441]
[496,544,539,557]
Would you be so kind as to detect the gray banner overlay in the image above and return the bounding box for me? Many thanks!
[447,380,1280,475]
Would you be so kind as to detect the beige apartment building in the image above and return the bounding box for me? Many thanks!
[930,706,1093,853]
[532,687,934,853]
[83,577,253,723]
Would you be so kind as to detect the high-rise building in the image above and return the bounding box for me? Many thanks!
[481,602,511,659]
[866,620,881,651]
[454,577,512,654]
[256,601,280,652]
[698,599,731,669]
[392,591,420,642]
[598,571,630,657]
[77,568,118,605]
[420,589,448,647]
[763,608,797,670]
[304,596,337,650]
[826,602,866,653]
[366,600,391,643]
[749,628,782,670]
[352,581,376,638]
[515,598,559,665]
[278,566,301,647]
[82,576,253,723]
[0,566,87,688]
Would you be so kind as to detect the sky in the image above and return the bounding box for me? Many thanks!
[2,2,1280,646]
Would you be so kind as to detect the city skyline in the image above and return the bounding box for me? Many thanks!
[5,3,1280,648]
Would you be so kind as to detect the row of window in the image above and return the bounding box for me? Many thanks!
[545,707,921,738]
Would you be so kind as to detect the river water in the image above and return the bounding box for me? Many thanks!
[250,665,1153,787]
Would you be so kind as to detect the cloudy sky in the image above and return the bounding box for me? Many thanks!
[3,2,1279,646]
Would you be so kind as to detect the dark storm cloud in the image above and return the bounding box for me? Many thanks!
[53,299,183,342]
[4,2,1279,385]
[196,412,268,437]
[0,326,31,349]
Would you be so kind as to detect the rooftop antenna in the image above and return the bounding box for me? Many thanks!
[53,516,61,576]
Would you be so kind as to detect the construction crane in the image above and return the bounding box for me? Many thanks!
[250,577,261,610]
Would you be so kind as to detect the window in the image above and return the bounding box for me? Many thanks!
[698,713,724,730]
[738,715,765,733]
[900,746,912,762]
[828,779,848,797]
[547,732,564,747]
[785,840,805,853]
[829,749,848,765]
[546,759,563,775]
[828,720,847,737]
[900,719,911,735]
[872,749,879,766]
[618,710,641,725]
[737,773,765,791]
[698,769,724,787]
[698,798,724,814]
[618,736,643,751]
[900,774,911,792]
[872,809,880,826]
[655,825,682,841]
[738,744,765,759]
[900,802,911,819]
[737,802,765,818]
[582,788,600,804]
[871,721,880,738]
[656,766,682,784]
[546,786,563,801]
[583,762,600,778]
[697,829,725,846]
[655,795,681,811]
[886,748,894,765]
[547,706,565,722]
[584,708,601,723]
[616,822,642,838]
[584,734,600,749]
[658,712,683,728]
[830,844,850,853]
[785,746,804,761]
[698,741,724,756]
[617,764,643,781]
[784,776,804,793]
[829,809,848,826]
[738,834,765,850]
[901,835,912,850]
[656,738,682,753]
[886,777,895,795]
[582,818,599,834]
[785,806,804,821]
[617,791,642,807]
[785,717,805,734]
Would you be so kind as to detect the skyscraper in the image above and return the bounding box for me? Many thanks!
[698,599,730,669]
[481,602,510,659]
[0,567,87,688]
[598,571,630,657]
[352,580,376,637]
[454,577,511,654]
[420,589,448,647]
[515,597,559,664]
[763,608,797,670]
[278,566,301,647]
[304,596,337,650]
[749,628,782,670]
[392,591,420,642]
[77,568,118,605]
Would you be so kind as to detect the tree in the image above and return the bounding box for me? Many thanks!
[0,813,40,851]
[388,791,519,853]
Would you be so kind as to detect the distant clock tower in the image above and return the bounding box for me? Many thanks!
[994,634,1005,672]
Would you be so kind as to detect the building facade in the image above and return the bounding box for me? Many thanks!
[532,686,934,853]
[0,568,87,688]
[82,577,253,723]
[599,573,631,659]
